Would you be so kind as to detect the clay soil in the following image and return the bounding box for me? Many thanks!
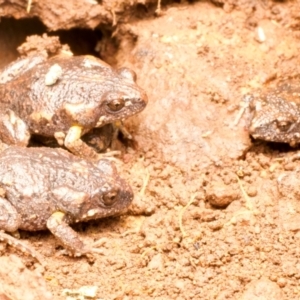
[1,0,300,299]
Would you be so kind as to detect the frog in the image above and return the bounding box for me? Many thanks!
[0,54,148,159]
[0,146,133,257]
[247,76,300,147]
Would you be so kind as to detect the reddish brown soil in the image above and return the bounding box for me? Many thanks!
[1,0,300,299]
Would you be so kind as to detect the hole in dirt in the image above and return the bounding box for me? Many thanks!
[266,142,300,153]
[53,28,103,56]
[0,17,46,66]
[0,17,109,66]
[249,138,300,155]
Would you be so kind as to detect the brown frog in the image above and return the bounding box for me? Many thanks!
[0,146,133,257]
[0,54,148,159]
[247,76,300,146]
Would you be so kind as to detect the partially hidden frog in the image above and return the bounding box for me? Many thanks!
[0,54,148,159]
[0,146,133,257]
[247,76,300,146]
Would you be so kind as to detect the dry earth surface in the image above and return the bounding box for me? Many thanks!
[1,0,300,299]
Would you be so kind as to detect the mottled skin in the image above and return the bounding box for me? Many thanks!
[247,76,300,146]
[0,54,148,158]
[0,146,133,256]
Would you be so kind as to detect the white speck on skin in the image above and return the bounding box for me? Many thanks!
[45,64,63,86]
[83,59,92,68]
[87,209,96,217]
[83,58,102,68]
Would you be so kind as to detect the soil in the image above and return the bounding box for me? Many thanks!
[1,0,300,299]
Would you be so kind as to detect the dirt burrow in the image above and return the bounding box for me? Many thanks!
[1,0,300,299]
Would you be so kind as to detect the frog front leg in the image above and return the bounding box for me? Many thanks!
[63,125,100,160]
[0,109,30,146]
[46,211,90,256]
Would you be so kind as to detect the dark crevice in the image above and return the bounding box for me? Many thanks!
[0,1,196,67]
[51,28,103,56]
[0,17,46,66]
[0,17,109,66]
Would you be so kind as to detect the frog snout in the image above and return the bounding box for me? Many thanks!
[119,184,134,206]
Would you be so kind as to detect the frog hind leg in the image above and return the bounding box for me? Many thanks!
[46,211,90,256]
[0,197,43,264]
[0,196,21,232]
[0,109,30,146]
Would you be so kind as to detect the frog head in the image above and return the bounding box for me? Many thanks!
[57,56,148,129]
[94,66,148,127]
[248,95,300,146]
[52,159,133,222]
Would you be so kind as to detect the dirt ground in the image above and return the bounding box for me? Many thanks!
[1,0,300,299]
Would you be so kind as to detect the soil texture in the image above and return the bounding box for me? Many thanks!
[1,0,300,299]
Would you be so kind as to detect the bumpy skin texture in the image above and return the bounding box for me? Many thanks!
[0,55,148,158]
[0,146,133,255]
[247,77,300,146]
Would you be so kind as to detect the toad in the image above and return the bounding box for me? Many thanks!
[0,54,148,159]
[0,146,133,257]
[247,76,300,146]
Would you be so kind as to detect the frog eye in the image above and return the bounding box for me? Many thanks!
[117,67,137,82]
[103,190,119,206]
[275,120,293,132]
[106,98,125,112]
